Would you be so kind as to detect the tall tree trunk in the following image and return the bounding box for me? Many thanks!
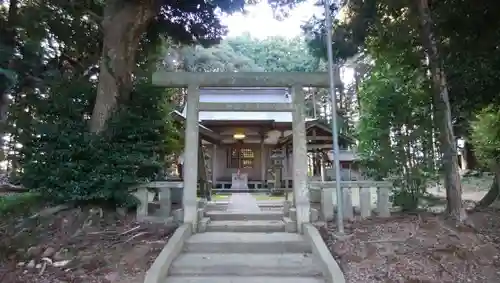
[416,0,465,221]
[476,173,500,208]
[89,0,156,133]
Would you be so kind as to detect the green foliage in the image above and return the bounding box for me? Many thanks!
[0,192,41,217]
[305,0,500,137]
[167,34,351,131]
[2,0,314,208]
[0,68,17,85]
[20,74,181,207]
[303,0,482,210]
[226,34,320,72]
[126,0,306,48]
[174,44,263,72]
[356,52,435,210]
[169,34,320,73]
[470,105,500,168]
[391,189,420,212]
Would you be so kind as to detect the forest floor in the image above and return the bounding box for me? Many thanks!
[318,209,500,283]
[318,175,500,283]
[0,175,495,283]
[426,174,493,204]
[0,204,176,283]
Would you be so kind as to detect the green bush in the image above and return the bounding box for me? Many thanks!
[20,76,181,207]
[391,189,420,211]
[390,173,427,211]
[0,193,41,217]
[471,104,500,167]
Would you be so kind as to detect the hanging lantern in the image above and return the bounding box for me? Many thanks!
[233,128,246,140]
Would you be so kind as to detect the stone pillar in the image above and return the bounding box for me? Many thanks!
[343,189,354,221]
[212,144,217,186]
[134,187,148,220]
[183,85,200,230]
[359,186,372,219]
[348,163,352,180]
[274,164,282,189]
[283,146,289,189]
[320,188,334,221]
[158,186,171,217]
[377,187,391,217]
[291,85,310,233]
[260,136,266,188]
[320,153,326,182]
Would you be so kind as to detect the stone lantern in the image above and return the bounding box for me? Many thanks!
[269,149,285,194]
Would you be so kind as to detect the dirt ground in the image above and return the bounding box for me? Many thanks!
[0,206,176,283]
[317,209,500,283]
[427,175,493,203]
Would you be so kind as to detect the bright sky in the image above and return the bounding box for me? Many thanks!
[222,1,355,84]
[222,0,322,39]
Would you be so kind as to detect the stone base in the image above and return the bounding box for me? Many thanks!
[309,188,321,203]
[171,186,183,204]
[231,173,248,190]
[198,217,211,233]
[283,217,297,233]
[172,208,184,224]
[206,211,283,221]
[229,186,249,190]
[206,220,286,233]
[283,201,292,217]
[183,232,311,254]
[309,208,319,222]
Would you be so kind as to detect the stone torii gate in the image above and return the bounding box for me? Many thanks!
[152,71,330,233]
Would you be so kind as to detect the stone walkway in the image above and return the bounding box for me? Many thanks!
[164,193,326,283]
[226,193,261,213]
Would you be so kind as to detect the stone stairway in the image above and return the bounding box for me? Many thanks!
[164,210,326,283]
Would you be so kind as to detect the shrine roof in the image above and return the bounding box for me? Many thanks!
[182,87,294,122]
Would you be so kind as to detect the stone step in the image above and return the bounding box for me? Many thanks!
[165,276,326,283]
[184,232,311,253]
[206,220,285,233]
[206,211,283,221]
[169,253,323,277]
[204,206,227,212]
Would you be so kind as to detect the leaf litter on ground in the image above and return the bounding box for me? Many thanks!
[0,205,176,283]
[317,210,500,283]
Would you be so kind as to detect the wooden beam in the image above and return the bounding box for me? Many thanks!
[199,129,222,145]
[306,136,332,141]
[199,102,293,112]
[307,144,332,150]
[277,136,333,148]
[152,71,330,87]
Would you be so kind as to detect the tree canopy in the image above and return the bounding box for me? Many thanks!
[3,0,500,219]
[302,0,500,215]
[164,34,319,72]
[0,0,309,206]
